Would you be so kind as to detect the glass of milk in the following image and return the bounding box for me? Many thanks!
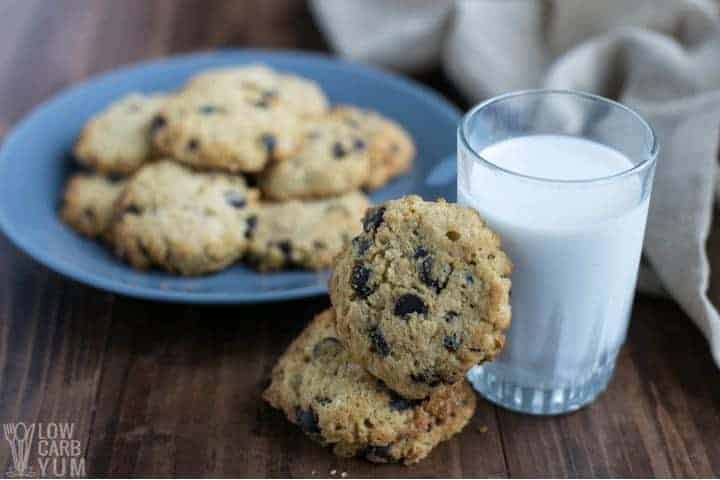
[459,90,658,415]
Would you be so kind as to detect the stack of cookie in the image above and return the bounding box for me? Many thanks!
[264,196,512,465]
[60,64,415,275]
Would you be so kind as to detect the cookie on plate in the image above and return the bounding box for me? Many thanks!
[246,191,370,271]
[182,64,329,116]
[331,106,415,189]
[60,173,126,239]
[74,93,166,175]
[263,308,476,465]
[258,116,371,200]
[112,160,259,275]
[330,196,512,399]
[151,87,302,173]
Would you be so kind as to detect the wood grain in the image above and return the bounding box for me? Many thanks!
[0,0,719,477]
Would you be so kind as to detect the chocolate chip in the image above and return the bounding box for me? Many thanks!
[137,242,152,260]
[418,256,452,293]
[245,215,258,239]
[362,207,386,233]
[82,208,95,219]
[254,89,278,108]
[465,273,474,284]
[353,138,366,150]
[445,311,459,324]
[106,173,125,184]
[410,370,442,387]
[125,204,142,215]
[387,390,423,411]
[368,326,390,357]
[414,246,429,258]
[419,256,438,290]
[374,378,392,393]
[277,240,292,261]
[419,257,434,285]
[443,333,461,352]
[332,142,347,159]
[315,396,332,406]
[198,105,221,114]
[352,236,371,255]
[295,408,321,435]
[149,115,166,134]
[351,264,373,298]
[187,138,199,151]
[312,337,343,360]
[261,133,276,155]
[359,445,395,463]
[394,293,427,318]
[243,174,258,188]
[224,191,246,208]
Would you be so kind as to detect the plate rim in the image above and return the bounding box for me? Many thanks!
[0,48,461,304]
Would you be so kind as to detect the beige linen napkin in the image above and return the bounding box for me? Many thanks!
[311,0,720,366]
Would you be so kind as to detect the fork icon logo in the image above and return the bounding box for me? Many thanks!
[3,423,36,477]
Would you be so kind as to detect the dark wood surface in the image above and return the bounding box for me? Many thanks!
[1,1,719,477]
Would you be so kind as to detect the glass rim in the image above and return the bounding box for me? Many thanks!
[458,89,659,185]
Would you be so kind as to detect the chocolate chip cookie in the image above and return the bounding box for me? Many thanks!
[263,308,476,465]
[246,191,370,271]
[112,160,259,275]
[60,173,126,239]
[329,196,512,399]
[258,116,372,200]
[151,87,302,173]
[331,106,415,189]
[182,64,329,116]
[74,93,167,175]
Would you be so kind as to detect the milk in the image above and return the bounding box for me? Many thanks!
[459,135,652,407]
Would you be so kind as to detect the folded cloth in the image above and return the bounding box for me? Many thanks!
[311,0,720,366]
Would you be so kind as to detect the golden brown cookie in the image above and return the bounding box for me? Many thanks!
[151,87,302,174]
[263,308,476,465]
[112,160,259,275]
[60,173,126,239]
[330,196,512,399]
[74,93,167,175]
[246,191,370,271]
[258,116,371,200]
[182,64,329,116]
[331,105,415,189]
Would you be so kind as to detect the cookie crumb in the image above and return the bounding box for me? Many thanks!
[330,469,337,475]
[341,472,347,478]
[477,425,489,433]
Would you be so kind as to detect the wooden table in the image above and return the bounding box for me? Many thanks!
[1,1,719,477]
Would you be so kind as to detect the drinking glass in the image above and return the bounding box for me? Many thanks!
[458,90,658,415]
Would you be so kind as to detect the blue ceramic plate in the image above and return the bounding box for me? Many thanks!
[0,50,460,303]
